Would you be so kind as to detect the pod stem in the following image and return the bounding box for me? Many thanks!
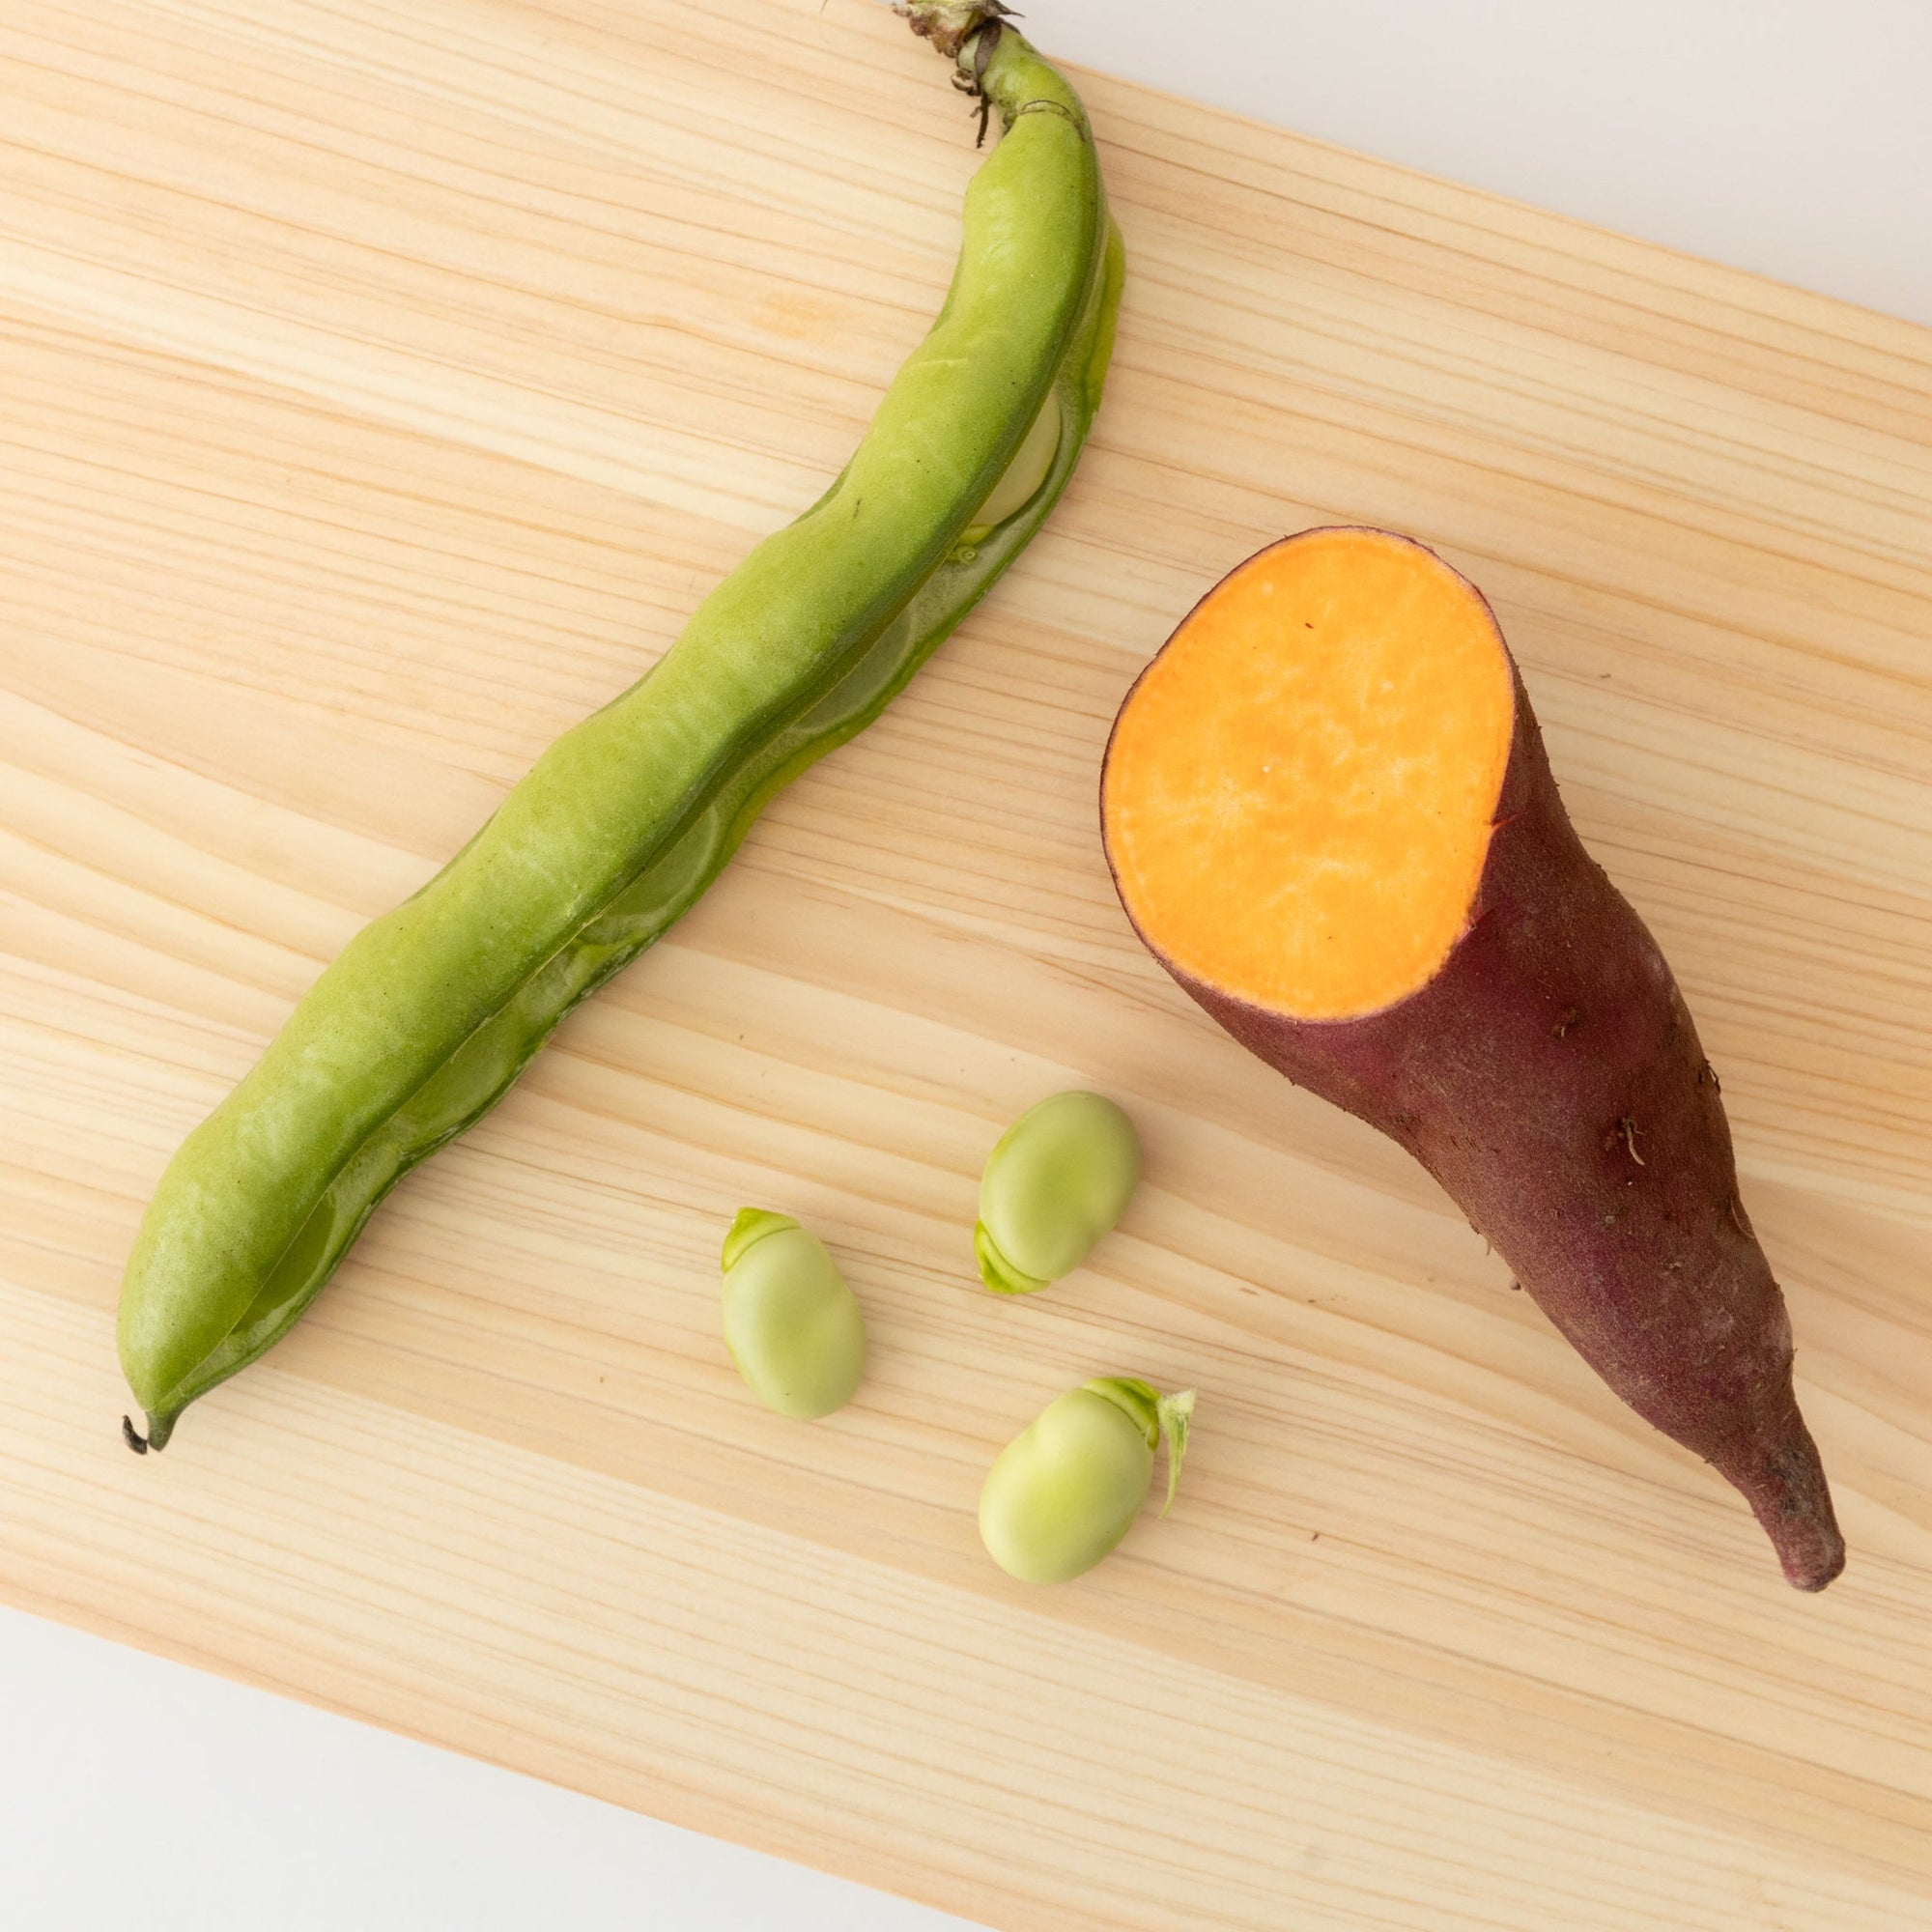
[896,3,1022,143]
[896,1,1014,61]
[1084,1378,1197,1516]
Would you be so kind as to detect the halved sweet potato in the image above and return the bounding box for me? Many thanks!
[1102,526,1843,1589]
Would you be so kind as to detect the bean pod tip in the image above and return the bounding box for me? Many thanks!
[122,1410,174,1456]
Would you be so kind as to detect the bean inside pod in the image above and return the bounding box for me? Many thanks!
[975,1091,1141,1294]
[979,1378,1195,1583]
[720,1209,867,1420]
[959,393,1062,547]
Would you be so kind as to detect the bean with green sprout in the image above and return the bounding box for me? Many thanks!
[979,1378,1195,1582]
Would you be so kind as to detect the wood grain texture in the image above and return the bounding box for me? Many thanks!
[4,2,1930,1925]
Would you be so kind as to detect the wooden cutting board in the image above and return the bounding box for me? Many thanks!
[5,2,1930,1925]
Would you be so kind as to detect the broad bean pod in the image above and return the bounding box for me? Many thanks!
[119,5,1122,1450]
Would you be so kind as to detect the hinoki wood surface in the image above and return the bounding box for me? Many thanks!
[4,3,1930,1927]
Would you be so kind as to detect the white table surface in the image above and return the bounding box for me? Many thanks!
[6,3,1927,1928]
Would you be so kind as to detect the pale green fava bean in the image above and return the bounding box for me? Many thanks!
[979,1378,1195,1583]
[974,1091,1141,1295]
[720,1209,867,1420]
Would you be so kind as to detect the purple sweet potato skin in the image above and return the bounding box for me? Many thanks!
[1105,548,1844,1589]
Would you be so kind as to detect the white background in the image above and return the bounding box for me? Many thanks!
[1056,0,1932,327]
[6,3,1927,1928]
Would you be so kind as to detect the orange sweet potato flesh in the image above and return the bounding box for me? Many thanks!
[1102,526,1844,1590]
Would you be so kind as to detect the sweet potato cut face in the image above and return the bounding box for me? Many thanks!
[1104,528,1515,1018]
[1103,527,1844,1590]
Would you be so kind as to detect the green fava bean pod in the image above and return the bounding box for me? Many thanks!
[720,1210,867,1420]
[974,1092,1141,1295]
[979,1378,1196,1583]
[116,4,1122,1452]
